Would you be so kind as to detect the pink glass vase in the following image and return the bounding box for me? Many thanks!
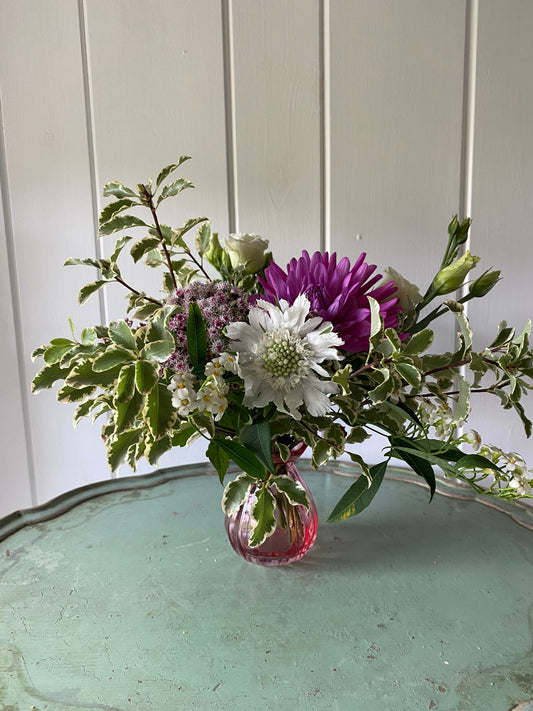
[224,443,318,566]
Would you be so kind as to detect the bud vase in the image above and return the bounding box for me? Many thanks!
[224,443,318,566]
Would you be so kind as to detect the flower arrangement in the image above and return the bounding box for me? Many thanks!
[32,158,533,554]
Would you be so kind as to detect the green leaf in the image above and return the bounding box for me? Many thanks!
[274,476,309,508]
[403,329,434,356]
[145,435,172,466]
[238,421,275,475]
[327,461,388,522]
[109,320,137,351]
[311,439,330,468]
[99,215,148,236]
[392,446,436,501]
[32,362,71,393]
[249,486,276,547]
[56,384,95,403]
[141,340,175,362]
[135,360,159,394]
[368,296,383,352]
[212,438,268,479]
[453,374,471,424]
[172,423,199,447]
[144,382,177,439]
[79,280,108,305]
[93,348,134,372]
[44,342,74,365]
[221,472,254,515]
[81,327,97,346]
[195,223,211,256]
[109,234,134,264]
[187,302,207,370]
[396,361,421,388]
[155,157,191,190]
[64,256,102,269]
[99,199,138,227]
[106,428,144,471]
[114,363,135,403]
[65,360,121,389]
[156,178,194,205]
[115,390,144,434]
[207,440,231,483]
[102,181,137,199]
[130,236,161,263]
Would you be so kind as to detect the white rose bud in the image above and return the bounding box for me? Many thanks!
[383,266,422,313]
[225,233,269,274]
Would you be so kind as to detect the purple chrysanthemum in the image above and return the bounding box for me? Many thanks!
[163,281,250,372]
[258,251,402,353]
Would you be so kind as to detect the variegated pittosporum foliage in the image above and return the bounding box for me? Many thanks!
[32,159,533,547]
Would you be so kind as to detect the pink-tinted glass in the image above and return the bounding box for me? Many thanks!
[224,448,318,566]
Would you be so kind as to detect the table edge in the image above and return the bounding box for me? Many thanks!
[1,461,532,543]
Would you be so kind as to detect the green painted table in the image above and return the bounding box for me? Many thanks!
[0,462,532,711]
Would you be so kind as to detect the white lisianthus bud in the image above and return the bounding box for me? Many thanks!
[383,267,422,313]
[225,233,269,274]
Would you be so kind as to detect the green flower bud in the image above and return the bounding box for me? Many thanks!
[432,251,480,295]
[468,269,501,298]
[204,233,230,271]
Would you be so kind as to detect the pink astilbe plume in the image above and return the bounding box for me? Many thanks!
[259,250,402,353]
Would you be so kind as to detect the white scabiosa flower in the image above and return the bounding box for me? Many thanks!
[225,294,343,419]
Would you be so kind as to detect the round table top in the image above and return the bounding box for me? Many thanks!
[0,461,532,711]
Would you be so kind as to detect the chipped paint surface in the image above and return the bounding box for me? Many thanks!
[0,463,532,710]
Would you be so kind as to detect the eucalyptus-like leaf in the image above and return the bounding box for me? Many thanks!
[195,223,211,257]
[113,359,135,401]
[453,374,471,424]
[146,434,173,466]
[273,476,309,508]
[141,340,175,363]
[93,349,134,373]
[311,439,330,468]
[99,215,148,236]
[57,384,96,403]
[144,383,177,439]
[109,320,137,352]
[134,360,159,394]
[396,361,421,388]
[130,236,161,263]
[156,178,194,206]
[106,428,144,472]
[102,181,137,199]
[155,156,191,190]
[115,390,144,434]
[78,280,108,305]
[403,329,434,356]
[44,342,74,365]
[32,362,72,393]
[221,473,254,516]
[65,360,122,389]
[99,199,138,227]
[249,486,276,547]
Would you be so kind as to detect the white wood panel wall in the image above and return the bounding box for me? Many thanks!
[1,1,532,517]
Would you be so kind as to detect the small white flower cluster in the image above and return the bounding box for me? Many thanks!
[418,399,463,440]
[168,353,239,422]
[479,444,533,496]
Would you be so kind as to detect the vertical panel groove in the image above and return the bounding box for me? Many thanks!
[221,0,238,234]
[319,0,330,253]
[0,95,38,506]
[459,0,479,237]
[78,0,108,328]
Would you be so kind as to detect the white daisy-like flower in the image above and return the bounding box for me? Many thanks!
[225,294,343,419]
